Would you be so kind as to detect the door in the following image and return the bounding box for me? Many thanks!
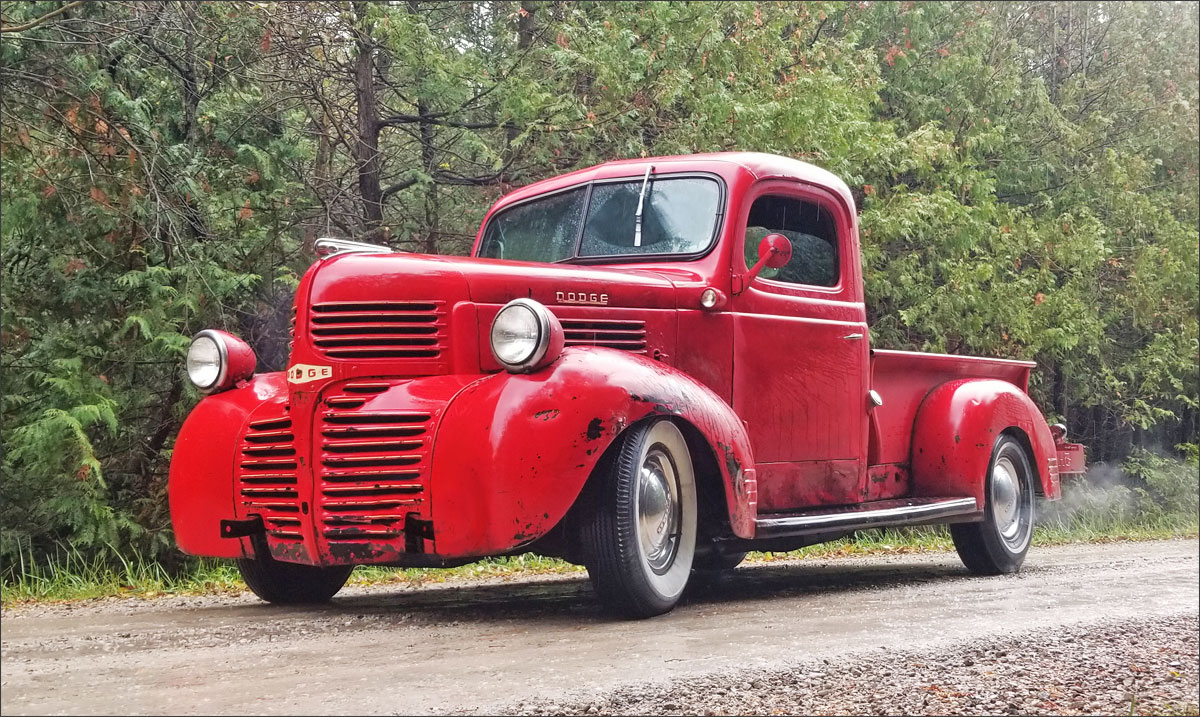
[731,181,870,511]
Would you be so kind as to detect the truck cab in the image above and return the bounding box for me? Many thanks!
[169,152,1085,617]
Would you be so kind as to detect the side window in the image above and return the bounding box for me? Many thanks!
[744,194,839,287]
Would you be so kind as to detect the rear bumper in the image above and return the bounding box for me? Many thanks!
[1055,441,1086,475]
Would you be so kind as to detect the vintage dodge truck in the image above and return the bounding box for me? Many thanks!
[170,152,1085,617]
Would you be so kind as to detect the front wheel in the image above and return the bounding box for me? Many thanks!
[950,434,1035,575]
[236,552,354,604]
[583,418,698,618]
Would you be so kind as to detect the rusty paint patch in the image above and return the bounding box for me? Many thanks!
[719,442,742,486]
[326,540,402,563]
[586,417,604,441]
[269,541,309,563]
[629,393,682,415]
[533,409,560,421]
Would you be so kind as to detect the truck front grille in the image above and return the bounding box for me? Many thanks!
[316,382,430,545]
[236,417,302,541]
[309,301,445,360]
[560,318,647,352]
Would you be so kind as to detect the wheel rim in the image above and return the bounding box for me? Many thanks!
[991,451,1031,552]
[637,446,681,574]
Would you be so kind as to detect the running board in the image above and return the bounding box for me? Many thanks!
[754,497,980,539]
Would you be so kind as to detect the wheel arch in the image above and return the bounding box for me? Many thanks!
[169,372,290,559]
[672,416,735,539]
[1001,425,1045,496]
[430,348,757,558]
[910,378,1060,510]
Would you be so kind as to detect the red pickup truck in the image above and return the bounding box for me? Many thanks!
[170,152,1085,617]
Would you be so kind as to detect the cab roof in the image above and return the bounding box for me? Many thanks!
[489,151,856,216]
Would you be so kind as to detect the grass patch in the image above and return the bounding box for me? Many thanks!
[0,543,244,606]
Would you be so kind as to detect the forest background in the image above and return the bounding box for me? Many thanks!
[1,1,1196,581]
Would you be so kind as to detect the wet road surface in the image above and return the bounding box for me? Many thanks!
[1,540,1196,715]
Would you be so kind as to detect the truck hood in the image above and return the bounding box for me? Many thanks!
[298,252,683,377]
[309,252,680,310]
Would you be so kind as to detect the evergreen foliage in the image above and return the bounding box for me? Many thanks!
[1,1,1196,568]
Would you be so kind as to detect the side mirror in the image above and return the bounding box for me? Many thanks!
[737,233,792,292]
[758,233,793,269]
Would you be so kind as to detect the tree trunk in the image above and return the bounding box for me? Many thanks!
[353,2,384,230]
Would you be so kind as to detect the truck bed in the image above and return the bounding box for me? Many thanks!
[869,349,1036,467]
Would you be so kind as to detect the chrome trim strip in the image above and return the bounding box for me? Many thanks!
[755,497,979,538]
[315,237,392,258]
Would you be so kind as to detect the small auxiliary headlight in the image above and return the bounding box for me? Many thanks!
[698,287,726,310]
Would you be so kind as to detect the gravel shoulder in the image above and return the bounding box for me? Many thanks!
[1,539,1197,715]
[511,614,1199,716]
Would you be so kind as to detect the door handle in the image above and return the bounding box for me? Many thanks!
[842,333,864,340]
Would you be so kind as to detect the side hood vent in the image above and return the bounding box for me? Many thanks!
[309,301,445,360]
[560,318,647,353]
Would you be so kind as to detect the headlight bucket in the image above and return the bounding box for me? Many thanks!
[187,329,256,393]
[489,299,564,373]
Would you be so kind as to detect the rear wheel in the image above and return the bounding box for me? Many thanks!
[237,552,354,604]
[950,434,1035,575]
[584,418,698,618]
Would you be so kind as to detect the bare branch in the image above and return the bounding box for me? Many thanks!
[1,0,86,34]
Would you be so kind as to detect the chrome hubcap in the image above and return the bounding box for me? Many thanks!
[991,454,1028,550]
[637,446,680,573]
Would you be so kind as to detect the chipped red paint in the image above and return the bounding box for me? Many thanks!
[169,151,1076,568]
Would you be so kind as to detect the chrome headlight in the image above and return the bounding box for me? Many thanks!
[186,330,227,391]
[186,329,256,393]
[490,299,562,373]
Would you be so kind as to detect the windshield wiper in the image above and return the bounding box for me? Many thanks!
[633,164,654,247]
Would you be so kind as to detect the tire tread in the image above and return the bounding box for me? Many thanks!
[237,553,353,604]
[584,419,694,618]
[951,435,1033,576]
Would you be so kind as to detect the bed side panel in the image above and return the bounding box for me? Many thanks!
[869,350,1035,467]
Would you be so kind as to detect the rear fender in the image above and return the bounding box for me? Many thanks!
[430,348,757,557]
[911,378,1060,509]
[169,373,289,558]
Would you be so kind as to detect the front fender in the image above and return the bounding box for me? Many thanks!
[430,348,757,557]
[168,372,289,558]
[911,379,1060,510]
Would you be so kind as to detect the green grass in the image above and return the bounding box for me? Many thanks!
[0,543,246,606]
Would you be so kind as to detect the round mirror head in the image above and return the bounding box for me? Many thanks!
[758,233,793,269]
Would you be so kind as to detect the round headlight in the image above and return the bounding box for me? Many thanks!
[490,299,562,373]
[186,329,256,393]
[186,331,226,391]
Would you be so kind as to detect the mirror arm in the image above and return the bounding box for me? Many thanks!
[734,249,781,295]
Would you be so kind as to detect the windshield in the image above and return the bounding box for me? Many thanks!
[477,176,722,263]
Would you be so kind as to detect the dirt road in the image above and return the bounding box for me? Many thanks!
[2,540,1196,715]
